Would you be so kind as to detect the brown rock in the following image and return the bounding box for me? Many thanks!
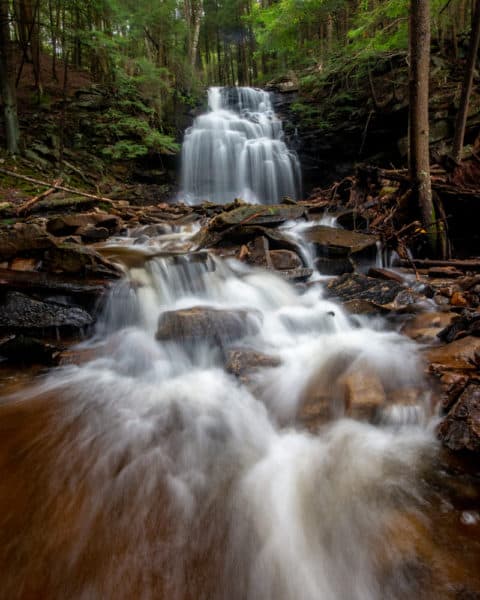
[340,369,386,421]
[43,243,122,278]
[225,348,281,377]
[401,312,455,344]
[426,336,480,371]
[428,266,463,278]
[367,267,405,283]
[9,258,40,272]
[451,291,469,307]
[303,225,378,258]
[156,306,261,347]
[0,223,55,260]
[268,249,303,270]
[439,372,469,411]
[438,384,480,452]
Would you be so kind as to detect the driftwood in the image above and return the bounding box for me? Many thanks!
[0,168,113,205]
[16,178,62,215]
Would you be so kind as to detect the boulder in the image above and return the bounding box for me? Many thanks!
[303,225,378,259]
[78,225,110,242]
[210,204,305,229]
[437,311,480,343]
[326,273,404,305]
[0,223,55,260]
[315,256,354,276]
[268,249,303,270]
[340,369,386,421]
[0,291,94,332]
[47,213,121,236]
[438,384,480,452]
[156,306,261,347]
[402,312,455,344]
[0,334,61,365]
[43,243,122,278]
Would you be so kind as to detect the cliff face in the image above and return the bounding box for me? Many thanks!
[267,54,480,194]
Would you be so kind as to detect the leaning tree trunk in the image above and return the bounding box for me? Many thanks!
[452,0,480,163]
[0,0,20,153]
[409,0,438,254]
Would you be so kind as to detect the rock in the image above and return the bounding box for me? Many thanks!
[210,204,305,230]
[46,213,121,236]
[31,194,101,213]
[439,372,470,411]
[156,306,261,347]
[303,225,378,259]
[437,312,480,343]
[0,223,55,260]
[9,257,40,271]
[342,299,390,315]
[43,243,122,278]
[268,249,303,270]
[451,291,469,307]
[438,384,480,452]
[0,334,61,365]
[78,225,110,242]
[0,291,94,332]
[315,256,354,276]
[340,369,386,421]
[276,267,313,282]
[402,312,455,344]
[225,348,281,377]
[426,336,480,372]
[326,273,404,305]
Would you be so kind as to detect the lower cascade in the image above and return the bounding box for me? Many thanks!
[181,87,302,205]
[3,217,472,599]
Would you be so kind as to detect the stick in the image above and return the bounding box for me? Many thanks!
[0,168,113,205]
[16,178,62,214]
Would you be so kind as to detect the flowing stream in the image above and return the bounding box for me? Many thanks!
[1,89,480,599]
[181,87,301,204]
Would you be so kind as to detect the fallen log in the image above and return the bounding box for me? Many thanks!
[0,168,114,205]
[16,178,62,215]
[398,258,480,271]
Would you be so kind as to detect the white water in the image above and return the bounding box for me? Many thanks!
[4,223,441,599]
[181,87,302,205]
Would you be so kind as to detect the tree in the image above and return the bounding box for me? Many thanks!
[408,0,437,253]
[0,0,20,153]
[452,0,480,163]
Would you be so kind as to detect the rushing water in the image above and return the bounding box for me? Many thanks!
[4,221,480,599]
[181,87,302,205]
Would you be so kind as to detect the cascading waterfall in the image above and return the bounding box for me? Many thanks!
[181,87,302,205]
[0,221,451,600]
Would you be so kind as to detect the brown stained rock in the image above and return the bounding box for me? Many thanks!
[78,225,110,242]
[326,273,404,305]
[401,312,455,344]
[210,204,305,230]
[0,223,55,260]
[437,312,480,343]
[268,249,303,270]
[297,395,332,431]
[43,243,122,278]
[303,225,378,258]
[451,291,469,307]
[47,213,122,237]
[225,348,281,377]
[426,336,480,372]
[156,306,261,347]
[9,258,40,272]
[438,384,480,452]
[439,372,470,411]
[340,369,386,421]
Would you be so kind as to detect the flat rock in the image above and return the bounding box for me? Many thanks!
[0,291,94,332]
[0,223,55,260]
[210,204,305,229]
[156,306,261,347]
[426,336,480,371]
[43,243,122,278]
[438,384,480,452]
[269,249,303,270]
[303,226,378,258]
[402,312,455,344]
[326,273,404,305]
[340,369,386,421]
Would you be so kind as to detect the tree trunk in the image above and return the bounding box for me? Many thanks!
[0,0,20,153]
[452,0,480,163]
[409,0,437,254]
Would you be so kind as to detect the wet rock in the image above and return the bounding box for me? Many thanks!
[46,213,121,236]
[428,266,463,278]
[9,258,40,271]
[437,312,480,343]
[438,384,480,452]
[78,225,110,242]
[439,372,470,411]
[0,223,55,260]
[325,273,404,305]
[303,225,378,259]
[340,369,386,421]
[402,312,455,344]
[225,348,281,377]
[268,249,303,270]
[211,204,305,229]
[451,291,469,307]
[276,267,313,282]
[0,334,61,365]
[426,336,480,372]
[315,256,354,276]
[43,243,122,278]
[156,306,261,347]
[342,299,390,315]
[368,267,405,284]
[297,394,332,430]
[0,291,94,333]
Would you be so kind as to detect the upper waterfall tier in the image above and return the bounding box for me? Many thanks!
[181,86,302,205]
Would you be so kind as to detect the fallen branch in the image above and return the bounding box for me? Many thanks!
[16,178,62,215]
[0,168,113,206]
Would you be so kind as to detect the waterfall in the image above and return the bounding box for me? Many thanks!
[181,86,302,205]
